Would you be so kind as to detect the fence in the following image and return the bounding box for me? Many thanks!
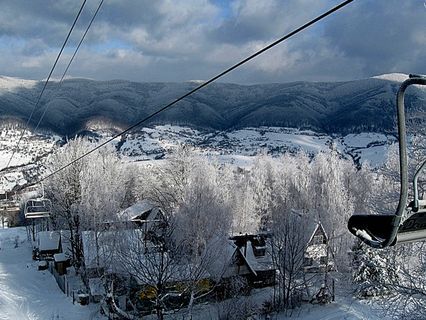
[49,262,73,298]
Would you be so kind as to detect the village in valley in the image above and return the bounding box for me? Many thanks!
[0,139,346,320]
[0,132,413,319]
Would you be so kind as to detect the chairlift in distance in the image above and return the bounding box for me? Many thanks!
[348,74,426,248]
[24,183,52,219]
[0,192,20,213]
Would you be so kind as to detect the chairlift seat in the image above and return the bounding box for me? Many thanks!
[397,211,426,243]
[348,214,397,246]
[25,198,51,219]
[348,212,426,246]
[0,200,20,213]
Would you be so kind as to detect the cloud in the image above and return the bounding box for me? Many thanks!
[322,0,426,77]
[0,0,424,84]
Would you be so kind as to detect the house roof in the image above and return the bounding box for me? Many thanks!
[244,241,273,273]
[205,239,238,280]
[118,200,162,223]
[82,230,120,270]
[306,221,328,245]
[38,231,60,252]
[82,229,147,272]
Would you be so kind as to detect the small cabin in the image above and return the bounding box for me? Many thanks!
[303,222,334,273]
[229,233,275,287]
[37,231,61,260]
[206,234,275,290]
[53,253,70,275]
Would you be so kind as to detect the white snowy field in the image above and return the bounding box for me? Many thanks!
[160,286,384,320]
[0,227,103,320]
[118,125,395,167]
[0,125,396,191]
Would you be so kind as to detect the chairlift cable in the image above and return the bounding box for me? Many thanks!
[34,0,105,133]
[5,0,88,169]
[31,0,355,185]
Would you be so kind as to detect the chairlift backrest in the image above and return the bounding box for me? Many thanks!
[25,198,52,219]
[348,75,426,248]
[0,199,20,212]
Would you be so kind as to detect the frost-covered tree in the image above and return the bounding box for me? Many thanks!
[308,150,357,269]
[352,240,399,298]
[270,208,307,311]
[46,138,133,270]
[171,156,231,318]
[46,137,90,267]
[141,145,196,218]
[78,146,128,230]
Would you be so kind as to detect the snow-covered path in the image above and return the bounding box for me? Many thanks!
[0,227,101,320]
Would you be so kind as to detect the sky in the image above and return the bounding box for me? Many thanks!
[0,0,424,84]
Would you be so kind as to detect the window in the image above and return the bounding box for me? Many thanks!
[313,235,324,245]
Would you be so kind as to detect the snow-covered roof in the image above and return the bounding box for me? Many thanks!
[38,231,60,252]
[244,242,258,276]
[82,230,107,269]
[53,253,68,262]
[244,241,273,273]
[82,229,144,271]
[118,200,159,222]
[205,240,238,279]
[306,221,328,246]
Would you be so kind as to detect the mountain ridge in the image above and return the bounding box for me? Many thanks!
[0,74,424,136]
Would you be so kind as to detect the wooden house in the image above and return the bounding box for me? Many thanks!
[303,222,335,273]
[206,233,275,290]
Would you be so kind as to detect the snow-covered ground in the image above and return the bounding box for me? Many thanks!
[276,300,382,320]
[118,125,396,168]
[0,128,59,169]
[159,285,384,320]
[0,227,103,320]
[0,125,396,191]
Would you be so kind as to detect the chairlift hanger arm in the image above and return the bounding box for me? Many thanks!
[348,75,426,248]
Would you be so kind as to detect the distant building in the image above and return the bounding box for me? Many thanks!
[303,222,335,273]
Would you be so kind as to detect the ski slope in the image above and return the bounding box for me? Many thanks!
[0,227,102,320]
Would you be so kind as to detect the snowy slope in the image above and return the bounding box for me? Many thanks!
[0,227,103,320]
[0,127,60,191]
[117,125,396,167]
[0,125,396,191]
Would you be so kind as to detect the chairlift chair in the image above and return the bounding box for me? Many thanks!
[5,200,20,213]
[24,183,52,219]
[0,193,20,213]
[348,75,426,248]
[24,198,52,219]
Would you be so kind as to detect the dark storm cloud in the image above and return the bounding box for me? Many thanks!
[322,0,426,76]
[0,0,423,83]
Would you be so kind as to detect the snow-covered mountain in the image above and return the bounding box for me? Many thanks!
[0,74,424,135]
[1,73,423,191]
